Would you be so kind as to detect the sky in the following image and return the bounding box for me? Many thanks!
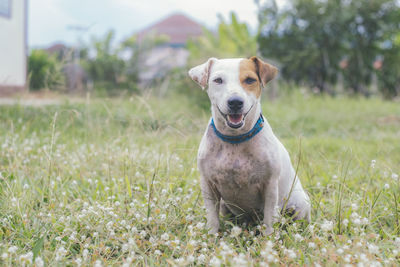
[28,0,285,48]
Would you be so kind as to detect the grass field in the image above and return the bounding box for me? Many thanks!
[0,92,399,266]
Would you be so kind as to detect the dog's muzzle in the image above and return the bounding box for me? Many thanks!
[217,102,254,129]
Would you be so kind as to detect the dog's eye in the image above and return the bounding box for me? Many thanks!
[244,77,257,84]
[213,78,223,84]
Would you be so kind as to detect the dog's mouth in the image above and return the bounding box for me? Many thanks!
[226,114,244,128]
[217,105,254,129]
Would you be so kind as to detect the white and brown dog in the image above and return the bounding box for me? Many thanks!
[188,57,311,235]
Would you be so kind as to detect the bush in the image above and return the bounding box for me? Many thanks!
[28,50,65,91]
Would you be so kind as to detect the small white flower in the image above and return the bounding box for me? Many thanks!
[392,173,399,180]
[370,160,376,168]
[55,246,67,261]
[94,260,102,267]
[342,219,349,227]
[230,226,242,237]
[8,246,18,253]
[195,222,205,229]
[161,233,169,241]
[82,249,89,259]
[35,256,44,267]
[197,254,206,263]
[337,248,344,254]
[19,251,33,264]
[285,248,297,259]
[308,242,316,249]
[294,233,303,242]
[1,253,8,260]
[368,243,379,254]
[210,256,221,267]
[187,255,195,263]
[321,220,334,232]
[384,183,390,189]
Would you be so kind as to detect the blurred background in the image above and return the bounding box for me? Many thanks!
[0,0,400,101]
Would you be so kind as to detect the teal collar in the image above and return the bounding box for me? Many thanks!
[210,114,264,144]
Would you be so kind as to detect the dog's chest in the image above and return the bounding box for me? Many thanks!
[198,134,273,204]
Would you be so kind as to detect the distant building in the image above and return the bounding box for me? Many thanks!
[135,13,204,85]
[0,0,27,94]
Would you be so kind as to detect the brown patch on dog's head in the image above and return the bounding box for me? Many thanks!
[239,57,278,98]
[239,58,262,98]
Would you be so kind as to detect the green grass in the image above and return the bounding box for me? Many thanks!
[0,92,399,266]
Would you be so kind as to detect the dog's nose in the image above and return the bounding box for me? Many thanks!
[227,96,244,112]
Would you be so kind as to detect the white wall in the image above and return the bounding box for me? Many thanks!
[0,0,26,87]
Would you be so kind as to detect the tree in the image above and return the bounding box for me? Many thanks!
[80,30,167,93]
[187,12,257,65]
[257,0,400,97]
[28,50,65,91]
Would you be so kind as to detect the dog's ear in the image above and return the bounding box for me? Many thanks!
[188,58,217,90]
[250,56,278,87]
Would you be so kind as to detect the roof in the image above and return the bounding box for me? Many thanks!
[136,13,204,46]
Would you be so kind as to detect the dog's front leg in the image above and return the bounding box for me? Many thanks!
[263,177,279,235]
[200,178,220,234]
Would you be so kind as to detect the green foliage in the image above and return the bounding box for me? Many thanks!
[187,12,257,65]
[28,50,65,91]
[80,30,168,94]
[258,0,400,97]
[81,30,131,93]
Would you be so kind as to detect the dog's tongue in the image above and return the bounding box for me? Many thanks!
[228,114,243,124]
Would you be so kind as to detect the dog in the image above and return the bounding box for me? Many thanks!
[188,57,311,235]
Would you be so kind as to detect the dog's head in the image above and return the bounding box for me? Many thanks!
[189,57,278,133]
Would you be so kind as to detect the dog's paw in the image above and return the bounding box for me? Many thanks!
[207,221,220,235]
[264,225,274,236]
[208,227,219,235]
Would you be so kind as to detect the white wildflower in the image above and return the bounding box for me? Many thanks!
[55,246,67,261]
[321,220,334,232]
[197,254,206,263]
[19,251,33,265]
[230,226,242,237]
[8,246,18,253]
[370,160,376,168]
[35,256,44,267]
[284,248,297,259]
[161,233,169,241]
[368,243,379,254]
[294,233,303,242]
[308,242,316,249]
[210,256,221,267]
[187,255,195,263]
[82,248,89,259]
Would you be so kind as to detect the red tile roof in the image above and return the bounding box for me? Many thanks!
[136,13,204,45]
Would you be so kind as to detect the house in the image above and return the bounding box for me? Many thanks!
[135,13,204,85]
[0,0,28,94]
